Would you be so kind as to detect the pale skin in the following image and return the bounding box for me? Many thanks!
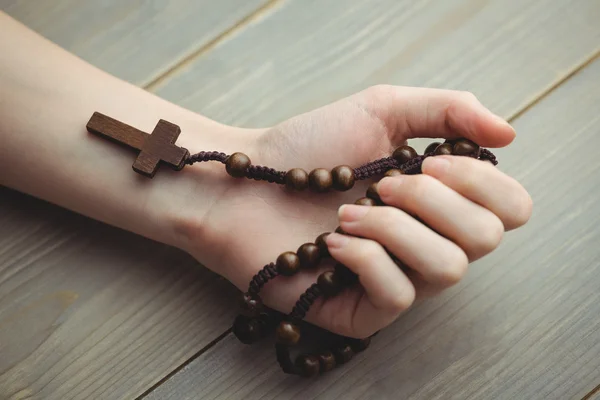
[0,12,532,339]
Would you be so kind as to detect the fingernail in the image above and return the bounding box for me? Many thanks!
[339,204,370,222]
[325,232,349,249]
[423,157,450,176]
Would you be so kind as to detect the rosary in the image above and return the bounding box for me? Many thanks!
[87,112,498,378]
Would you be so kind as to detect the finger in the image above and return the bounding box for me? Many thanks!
[360,85,515,147]
[422,156,533,230]
[377,174,504,261]
[338,204,468,288]
[422,155,533,230]
[325,232,415,331]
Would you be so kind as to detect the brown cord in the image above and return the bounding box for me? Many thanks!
[289,283,323,322]
[245,165,286,184]
[185,151,228,164]
[248,263,279,295]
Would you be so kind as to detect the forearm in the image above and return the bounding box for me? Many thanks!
[0,12,248,248]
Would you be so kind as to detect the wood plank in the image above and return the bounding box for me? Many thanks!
[0,0,270,85]
[145,56,600,400]
[154,0,600,129]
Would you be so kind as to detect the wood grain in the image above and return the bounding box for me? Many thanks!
[0,0,270,85]
[154,0,600,129]
[144,57,600,400]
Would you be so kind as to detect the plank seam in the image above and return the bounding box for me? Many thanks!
[142,0,285,92]
[582,383,600,400]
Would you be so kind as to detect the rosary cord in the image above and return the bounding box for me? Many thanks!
[248,263,279,295]
[289,283,324,322]
[185,151,228,164]
[245,165,286,184]
[480,148,498,165]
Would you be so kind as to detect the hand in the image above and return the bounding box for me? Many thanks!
[179,85,532,338]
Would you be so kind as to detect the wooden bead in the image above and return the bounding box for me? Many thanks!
[335,263,358,285]
[425,142,442,154]
[276,251,300,276]
[355,197,377,206]
[284,168,309,190]
[392,145,417,164]
[366,182,381,202]
[350,337,371,352]
[297,243,321,269]
[434,143,453,155]
[315,232,331,258]
[318,270,343,297]
[335,226,347,235]
[276,321,301,346]
[453,139,480,156]
[232,315,262,344]
[384,168,403,177]
[239,292,263,317]
[309,168,333,192]
[331,165,355,191]
[318,351,337,372]
[295,354,320,377]
[333,343,354,364]
[225,152,251,178]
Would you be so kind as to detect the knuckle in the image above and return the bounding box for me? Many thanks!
[510,191,533,229]
[407,175,437,201]
[473,215,504,255]
[359,240,384,262]
[439,249,469,286]
[459,90,479,103]
[388,285,416,313]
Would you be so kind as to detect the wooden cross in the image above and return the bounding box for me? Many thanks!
[86,112,189,178]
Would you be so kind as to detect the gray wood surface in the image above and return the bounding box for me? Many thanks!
[145,56,600,400]
[0,0,270,86]
[154,0,600,128]
[0,0,599,399]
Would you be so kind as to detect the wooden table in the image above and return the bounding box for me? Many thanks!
[1,1,599,399]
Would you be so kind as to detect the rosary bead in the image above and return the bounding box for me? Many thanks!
[315,232,331,258]
[355,197,377,206]
[335,263,358,285]
[232,315,262,344]
[452,139,480,157]
[297,243,321,269]
[366,182,381,202]
[392,145,417,165]
[333,343,354,364]
[225,152,251,178]
[425,141,442,154]
[276,251,300,276]
[384,168,403,177]
[276,321,301,346]
[295,354,321,377]
[331,165,355,191]
[434,143,453,155]
[350,337,371,352]
[284,168,309,190]
[309,168,333,192]
[239,292,263,317]
[318,270,343,297]
[318,351,337,372]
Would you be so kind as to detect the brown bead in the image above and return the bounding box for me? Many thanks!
[232,315,262,344]
[318,351,337,372]
[384,168,403,177]
[452,139,480,157]
[366,182,381,202]
[392,145,417,165]
[318,270,343,297]
[331,165,355,191]
[295,354,321,377]
[297,243,321,269]
[309,168,333,192]
[434,143,453,155]
[276,321,301,346]
[350,337,371,352]
[315,232,331,258]
[333,343,354,364]
[225,152,251,178]
[335,226,347,235]
[425,142,442,154]
[276,251,300,276]
[355,197,377,206]
[239,292,263,317]
[284,168,309,190]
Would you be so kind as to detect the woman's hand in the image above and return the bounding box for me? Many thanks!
[178,85,532,338]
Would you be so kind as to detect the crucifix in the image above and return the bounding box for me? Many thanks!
[86,112,189,178]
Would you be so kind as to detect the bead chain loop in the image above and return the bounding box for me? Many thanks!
[185,139,497,377]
